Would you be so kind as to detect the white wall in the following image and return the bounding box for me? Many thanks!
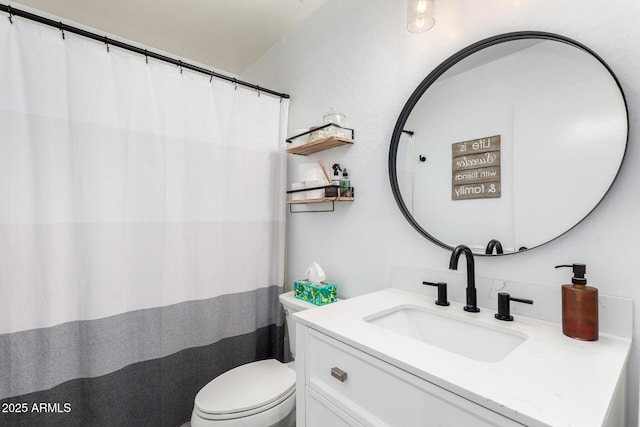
[242,0,640,423]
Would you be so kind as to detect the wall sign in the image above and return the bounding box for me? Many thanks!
[452,135,501,200]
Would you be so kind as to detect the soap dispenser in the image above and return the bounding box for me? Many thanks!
[340,168,351,197]
[555,263,598,341]
[326,164,342,197]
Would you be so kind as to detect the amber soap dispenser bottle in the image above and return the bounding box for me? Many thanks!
[555,263,598,341]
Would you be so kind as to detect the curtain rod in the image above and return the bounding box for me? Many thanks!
[0,3,290,99]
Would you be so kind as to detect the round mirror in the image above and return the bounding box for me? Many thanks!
[389,32,628,255]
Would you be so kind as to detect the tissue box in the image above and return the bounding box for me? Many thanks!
[294,280,337,306]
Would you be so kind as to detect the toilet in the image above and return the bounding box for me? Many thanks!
[190,291,318,427]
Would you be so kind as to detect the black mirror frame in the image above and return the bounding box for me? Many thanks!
[388,31,629,256]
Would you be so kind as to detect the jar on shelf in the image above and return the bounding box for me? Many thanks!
[322,107,348,138]
[308,126,325,142]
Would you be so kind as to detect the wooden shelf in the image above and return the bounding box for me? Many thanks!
[285,127,355,212]
[286,135,354,156]
[286,197,354,205]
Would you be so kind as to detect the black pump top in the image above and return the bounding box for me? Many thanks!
[555,263,587,285]
[342,168,349,178]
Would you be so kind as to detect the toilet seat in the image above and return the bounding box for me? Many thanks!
[194,359,296,421]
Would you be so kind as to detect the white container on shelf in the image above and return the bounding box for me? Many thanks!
[305,180,328,199]
[299,163,323,182]
[291,182,305,200]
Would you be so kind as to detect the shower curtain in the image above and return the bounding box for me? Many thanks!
[0,15,287,427]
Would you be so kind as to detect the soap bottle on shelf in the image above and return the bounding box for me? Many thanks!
[339,168,352,198]
[555,263,598,341]
[325,164,341,198]
[331,164,342,186]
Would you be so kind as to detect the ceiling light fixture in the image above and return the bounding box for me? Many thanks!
[407,0,435,33]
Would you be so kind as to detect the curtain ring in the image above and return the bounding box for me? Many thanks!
[59,22,65,39]
[104,36,109,52]
[144,49,148,64]
[7,5,13,24]
[232,78,237,90]
[178,60,183,74]
[256,86,261,97]
[209,71,214,83]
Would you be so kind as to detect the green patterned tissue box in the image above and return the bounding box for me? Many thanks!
[294,280,337,306]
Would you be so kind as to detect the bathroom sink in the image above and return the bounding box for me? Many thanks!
[364,305,526,363]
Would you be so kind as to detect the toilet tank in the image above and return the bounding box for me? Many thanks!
[279,291,318,359]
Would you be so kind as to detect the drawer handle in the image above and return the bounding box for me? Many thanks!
[331,367,348,382]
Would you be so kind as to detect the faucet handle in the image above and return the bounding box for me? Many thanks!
[495,292,533,321]
[422,281,450,306]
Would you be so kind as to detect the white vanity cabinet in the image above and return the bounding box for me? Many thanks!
[297,326,523,427]
[293,289,631,426]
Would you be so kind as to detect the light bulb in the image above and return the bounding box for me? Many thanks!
[407,0,435,33]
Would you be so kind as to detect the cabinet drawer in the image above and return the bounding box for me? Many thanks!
[306,329,522,427]
[306,386,364,427]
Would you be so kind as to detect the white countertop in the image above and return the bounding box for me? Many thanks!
[294,288,631,427]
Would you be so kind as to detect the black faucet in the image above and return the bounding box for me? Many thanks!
[422,281,450,306]
[495,292,533,321]
[449,245,480,312]
[485,239,504,255]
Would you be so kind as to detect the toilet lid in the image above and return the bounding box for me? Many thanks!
[195,359,296,417]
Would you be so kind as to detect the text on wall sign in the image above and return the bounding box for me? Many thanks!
[451,135,501,200]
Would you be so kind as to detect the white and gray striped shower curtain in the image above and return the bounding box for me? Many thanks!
[0,14,287,426]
